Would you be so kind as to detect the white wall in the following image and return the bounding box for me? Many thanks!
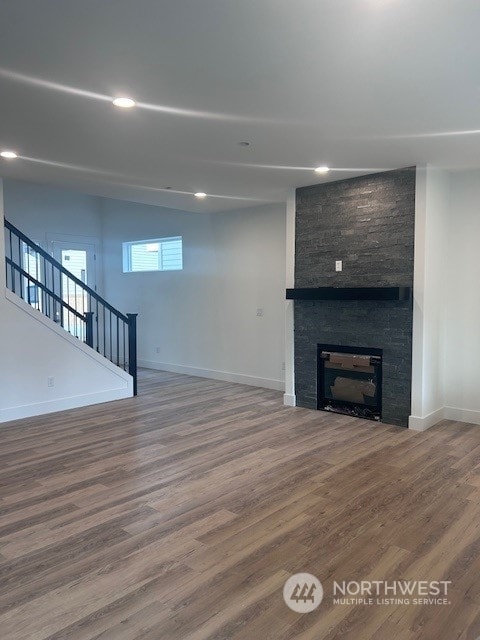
[3,179,104,293]
[3,179,102,240]
[101,197,286,390]
[410,166,480,429]
[0,179,133,423]
[209,204,286,387]
[410,166,450,430]
[443,171,480,424]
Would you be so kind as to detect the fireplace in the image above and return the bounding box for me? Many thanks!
[317,344,383,421]
[293,167,415,426]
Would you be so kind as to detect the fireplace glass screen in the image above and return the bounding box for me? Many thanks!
[317,344,382,421]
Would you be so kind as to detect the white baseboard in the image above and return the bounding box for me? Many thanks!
[138,359,284,391]
[409,408,445,431]
[0,387,132,424]
[444,406,480,425]
[283,393,296,407]
[409,405,480,431]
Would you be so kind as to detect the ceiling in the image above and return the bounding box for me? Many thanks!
[0,0,480,213]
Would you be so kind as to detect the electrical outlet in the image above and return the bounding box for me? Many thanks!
[47,376,55,387]
[256,308,264,317]
[335,260,343,272]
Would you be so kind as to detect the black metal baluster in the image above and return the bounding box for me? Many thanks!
[85,311,94,347]
[109,311,112,361]
[123,321,126,370]
[96,298,99,352]
[53,265,56,319]
[67,277,71,332]
[35,247,39,290]
[116,316,120,366]
[18,237,22,297]
[43,254,46,314]
[51,261,55,320]
[9,230,14,293]
[103,305,106,359]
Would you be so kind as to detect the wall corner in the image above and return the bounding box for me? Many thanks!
[284,189,296,402]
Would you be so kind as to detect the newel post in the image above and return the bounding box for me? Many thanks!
[127,313,138,396]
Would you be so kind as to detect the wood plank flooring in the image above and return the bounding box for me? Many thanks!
[0,369,480,639]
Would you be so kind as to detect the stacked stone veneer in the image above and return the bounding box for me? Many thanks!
[294,167,415,426]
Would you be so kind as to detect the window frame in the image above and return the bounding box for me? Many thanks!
[122,236,183,273]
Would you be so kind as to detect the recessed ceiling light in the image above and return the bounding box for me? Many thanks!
[314,166,330,174]
[0,150,18,159]
[194,192,207,199]
[112,97,136,109]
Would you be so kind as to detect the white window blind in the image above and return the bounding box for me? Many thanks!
[123,237,183,272]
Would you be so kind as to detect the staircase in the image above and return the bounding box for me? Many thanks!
[4,219,138,395]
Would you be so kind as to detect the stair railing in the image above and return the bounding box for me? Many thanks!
[4,219,138,395]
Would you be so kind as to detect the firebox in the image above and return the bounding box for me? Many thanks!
[317,344,383,421]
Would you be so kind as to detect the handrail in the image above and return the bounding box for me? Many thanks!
[4,219,128,322]
[4,217,138,395]
[6,258,85,320]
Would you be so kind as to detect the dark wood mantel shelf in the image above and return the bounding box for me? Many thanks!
[286,286,412,301]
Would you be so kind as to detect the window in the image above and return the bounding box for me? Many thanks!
[122,237,183,272]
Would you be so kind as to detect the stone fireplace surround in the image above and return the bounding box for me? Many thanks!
[291,167,416,427]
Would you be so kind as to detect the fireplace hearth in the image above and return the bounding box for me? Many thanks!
[317,344,383,421]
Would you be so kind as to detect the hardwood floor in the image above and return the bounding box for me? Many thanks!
[1,369,479,640]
